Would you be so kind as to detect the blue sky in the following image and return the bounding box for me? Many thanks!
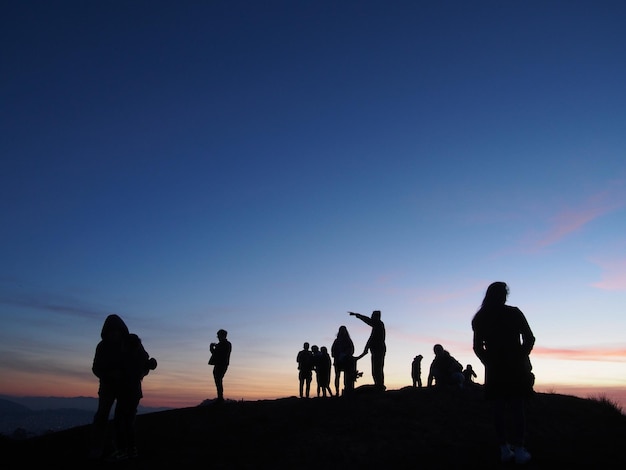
[1,1,625,409]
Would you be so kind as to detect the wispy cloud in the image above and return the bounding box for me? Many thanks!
[521,182,625,252]
[533,344,626,362]
[590,258,626,291]
[0,283,110,320]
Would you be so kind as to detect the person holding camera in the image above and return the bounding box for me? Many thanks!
[208,329,232,402]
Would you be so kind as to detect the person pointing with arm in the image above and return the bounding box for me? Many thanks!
[349,310,386,391]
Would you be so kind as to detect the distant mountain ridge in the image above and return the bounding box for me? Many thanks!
[0,395,171,438]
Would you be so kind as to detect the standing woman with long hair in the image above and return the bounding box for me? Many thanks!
[331,325,355,397]
[472,282,535,465]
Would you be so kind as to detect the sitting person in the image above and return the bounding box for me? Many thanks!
[427,344,464,388]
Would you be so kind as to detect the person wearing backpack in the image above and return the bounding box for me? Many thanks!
[89,314,129,460]
[108,333,157,461]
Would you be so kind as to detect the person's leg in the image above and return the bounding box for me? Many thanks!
[344,358,356,393]
[371,353,385,389]
[492,398,516,463]
[112,401,126,456]
[126,398,139,455]
[115,396,139,457]
[89,391,116,458]
[334,366,340,396]
[508,397,531,463]
[492,398,508,445]
[508,398,526,446]
[214,367,225,400]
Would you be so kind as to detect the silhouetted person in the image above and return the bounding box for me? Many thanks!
[209,329,232,402]
[331,325,355,396]
[349,310,386,391]
[110,333,157,461]
[296,342,314,398]
[411,354,423,388]
[316,346,333,397]
[472,281,535,465]
[463,364,477,384]
[427,344,464,388]
[310,345,321,396]
[89,314,129,460]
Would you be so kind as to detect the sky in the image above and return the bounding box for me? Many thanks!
[1,1,625,411]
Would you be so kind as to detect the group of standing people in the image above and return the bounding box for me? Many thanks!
[296,342,333,398]
[89,281,535,465]
[298,310,388,398]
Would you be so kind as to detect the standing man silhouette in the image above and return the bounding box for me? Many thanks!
[411,354,423,388]
[349,310,386,391]
[209,329,232,402]
[296,342,314,398]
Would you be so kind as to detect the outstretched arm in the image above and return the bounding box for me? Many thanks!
[348,311,372,326]
[427,363,435,387]
[355,345,369,360]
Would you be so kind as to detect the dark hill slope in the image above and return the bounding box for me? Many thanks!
[2,385,625,469]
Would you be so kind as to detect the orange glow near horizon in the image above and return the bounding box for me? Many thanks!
[4,371,625,412]
[2,345,625,411]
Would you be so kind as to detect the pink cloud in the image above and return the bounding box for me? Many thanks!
[522,182,625,252]
[590,258,626,291]
[533,344,626,362]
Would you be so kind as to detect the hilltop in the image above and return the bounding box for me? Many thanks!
[2,385,624,469]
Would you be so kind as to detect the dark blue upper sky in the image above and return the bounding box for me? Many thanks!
[1,1,625,406]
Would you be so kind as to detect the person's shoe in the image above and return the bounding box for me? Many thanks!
[105,450,129,462]
[513,446,531,465]
[500,444,514,463]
